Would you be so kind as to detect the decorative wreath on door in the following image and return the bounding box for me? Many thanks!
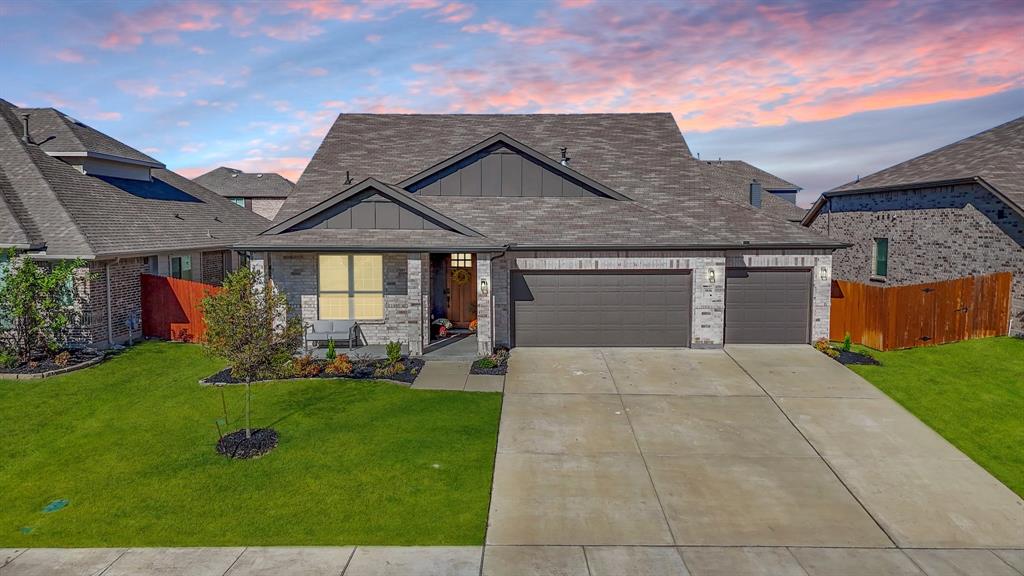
[451,268,472,286]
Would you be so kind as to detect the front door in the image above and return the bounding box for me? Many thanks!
[446,253,477,328]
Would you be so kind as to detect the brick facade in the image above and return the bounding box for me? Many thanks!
[74,257,149,347]
[200,251,226,285]
[811,183,1024,335]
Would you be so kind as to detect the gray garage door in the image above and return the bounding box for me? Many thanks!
[725,269,811,344]
[511,271,691,347]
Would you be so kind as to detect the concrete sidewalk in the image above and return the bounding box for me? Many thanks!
[3,546,1023,575]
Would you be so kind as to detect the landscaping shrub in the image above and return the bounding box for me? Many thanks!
[326,338,336,361]
[386,341,402,364]
[53,350,72,367]
[814,338,839,358]
[0,351,15,369]
[374,361,405,379]
[842,332,853,352]
[324,354,352,376]
[475,357,497,369]
[292,354,321,378]
[0,249,85,364]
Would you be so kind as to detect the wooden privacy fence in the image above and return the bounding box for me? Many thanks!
[141,274,221,343]
[830,272,1012,350]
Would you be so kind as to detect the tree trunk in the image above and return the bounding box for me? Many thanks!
[244,381,252,439]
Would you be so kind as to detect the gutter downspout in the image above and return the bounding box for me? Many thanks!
[105,261,113,347]
[486,247,509,351]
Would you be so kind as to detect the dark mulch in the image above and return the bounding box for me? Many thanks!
[836,349,881,366]
[1,349,102,375]
[204,357,425,385]
[470,360,507,376]
[217,428,279,459]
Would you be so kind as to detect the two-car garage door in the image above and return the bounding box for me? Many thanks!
[511,271,691,347]
[509,268,811,347]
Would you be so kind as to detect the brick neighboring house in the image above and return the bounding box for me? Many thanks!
[0,99,269,348]
[698,159,807,223]
[194,167,295,220]
[803,115,1024,336]
[238,113,843,357]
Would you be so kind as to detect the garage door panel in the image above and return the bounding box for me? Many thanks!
[512,271,691,347]
[725,269,810,344]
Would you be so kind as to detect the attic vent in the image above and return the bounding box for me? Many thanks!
[257,173,263,178]
[749,180,763,208]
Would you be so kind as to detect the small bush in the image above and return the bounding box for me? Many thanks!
[325,338,336,361]
[0,351,15,369]
[324,354,352,376]
[385,341,402,364]
[374,361,405,378]
[842,332,852,352]
[53,350,72,367]
[814,338,839,358]
[292,354,322,378]
[474,357,497,369]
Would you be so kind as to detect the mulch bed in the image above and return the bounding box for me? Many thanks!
[835,350,881,366]
[470,361,507,376]
[217,428,279,459]
[0,349,103,375]
[204,357,425,385]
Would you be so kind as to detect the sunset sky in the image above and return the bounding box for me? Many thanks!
[1,0,1021,205]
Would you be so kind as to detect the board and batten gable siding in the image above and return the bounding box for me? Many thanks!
[407,146,603,198]
[296,193,443,231]
[811,182,1024,335]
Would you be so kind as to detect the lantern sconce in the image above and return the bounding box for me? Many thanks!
[480,278,489,297]
[707,268,716,284]
[819,266,829,281]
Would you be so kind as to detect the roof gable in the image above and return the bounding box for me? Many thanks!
[266,177,483,237]
[193,166,295,199]
[400,133,629,200]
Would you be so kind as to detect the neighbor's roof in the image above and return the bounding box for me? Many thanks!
[193,166,295,199]
[697,160,806,222]
[0,100,269,258]
[263,113,838,250]
[804,115,1024,224]
[20,107,163,167]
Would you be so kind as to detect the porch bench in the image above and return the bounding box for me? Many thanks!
[305,319,362,350]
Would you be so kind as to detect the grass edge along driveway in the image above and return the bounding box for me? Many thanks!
[0,341,501,547]
[848,336,1023,498]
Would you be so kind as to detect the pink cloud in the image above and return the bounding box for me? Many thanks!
[307,67,329,76]
[284,0,365,21]
[54,49,86,63]
[88,111,123,122]
[262,20,324,41]
[559,0,594,6]
[116,80,187,99]
[190,45,212,55]
[97,2,223,51]
[365,33,383,43]
[435,2,475,23]
[178,156,310,182]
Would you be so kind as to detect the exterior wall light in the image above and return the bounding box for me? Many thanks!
[819,266,829,281]
[707,268,716,284]
[480,278,489,296]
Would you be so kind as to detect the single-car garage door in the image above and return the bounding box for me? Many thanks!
[725,268,811,344]
[511,271,691,347]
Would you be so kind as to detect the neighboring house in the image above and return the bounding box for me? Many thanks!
[193,166,295,220]
[0,99,269,348]
[803,115,1024,336]
[698,159,807,222]
[237,113,843,356]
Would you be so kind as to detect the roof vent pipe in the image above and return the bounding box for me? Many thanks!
[560,147,571,166]
[749,180,763,208]
[21,114,31,144]
[344,170,353,185]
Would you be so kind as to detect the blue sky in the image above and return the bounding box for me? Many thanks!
[1,0,1022,205]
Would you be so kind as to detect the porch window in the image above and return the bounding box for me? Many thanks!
[872,238,888,277]
[318,254,384,320]
[451,253,473,268]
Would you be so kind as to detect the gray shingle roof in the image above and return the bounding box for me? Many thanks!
[193,166,295,199]
[828,115,1024,212]
[698,160,807,222]
[0,167,32,248]
[237,228,502,251]
[20,108,163,167]
[268,113,838,250]
[0,100,270,258]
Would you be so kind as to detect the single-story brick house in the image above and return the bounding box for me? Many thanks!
[193,166,295,220]
[0,99,269,348]
[802,115,1024,336]
[237,113,843,356]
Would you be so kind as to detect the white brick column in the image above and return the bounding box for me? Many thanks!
[691,257,727,347]
[476,254,493,356]
[811,254,832,342]
[406,253,428,356]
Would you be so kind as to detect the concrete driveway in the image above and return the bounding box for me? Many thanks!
[488,345,1024,549]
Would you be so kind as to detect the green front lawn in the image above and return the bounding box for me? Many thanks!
[848,337,1024,497]
[0,341,501,547]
